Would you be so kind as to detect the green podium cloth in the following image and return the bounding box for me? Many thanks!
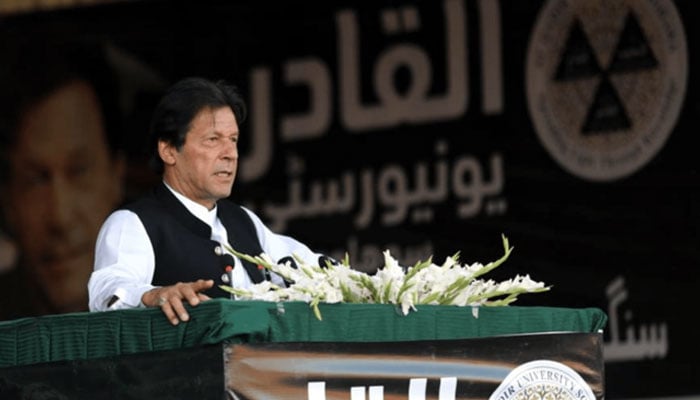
[0,299,606,368]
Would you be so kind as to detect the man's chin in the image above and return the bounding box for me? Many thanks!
[34,261,91,312]
[215,188,233,199]
[43,288,89,313]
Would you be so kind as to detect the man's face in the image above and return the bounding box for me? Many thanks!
[160,106,239,209]
[4,80,124,312]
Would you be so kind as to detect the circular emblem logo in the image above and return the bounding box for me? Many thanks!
[526,0,687,181]
[489,360,596,400]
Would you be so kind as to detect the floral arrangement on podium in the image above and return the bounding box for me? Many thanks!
[220,235,550,320]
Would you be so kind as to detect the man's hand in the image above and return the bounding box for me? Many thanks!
[142,279,214,325]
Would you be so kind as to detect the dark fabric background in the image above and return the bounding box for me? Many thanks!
[0,1,697,397]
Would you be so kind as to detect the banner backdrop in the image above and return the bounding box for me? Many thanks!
[0,1,697,398]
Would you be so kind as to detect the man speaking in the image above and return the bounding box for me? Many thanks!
[88,77,324,325]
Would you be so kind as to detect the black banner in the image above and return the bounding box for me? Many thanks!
[225,333,604,399]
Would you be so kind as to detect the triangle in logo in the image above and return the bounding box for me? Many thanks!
[609,12,659,73]
[582,75,631,134]
[554,18,602,81]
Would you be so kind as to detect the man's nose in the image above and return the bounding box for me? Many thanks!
[46,176,76,230]
[220,140,238,160]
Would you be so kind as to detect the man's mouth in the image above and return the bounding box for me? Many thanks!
[40,246,90,275]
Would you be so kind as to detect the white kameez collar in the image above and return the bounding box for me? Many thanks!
[162,181,218,228]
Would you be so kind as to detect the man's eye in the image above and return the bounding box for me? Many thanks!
[25,171,49,186]
[13,170,49,189]
[67,163,90,178]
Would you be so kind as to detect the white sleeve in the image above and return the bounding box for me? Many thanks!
[88,210,157,311]
[242,206,324,266]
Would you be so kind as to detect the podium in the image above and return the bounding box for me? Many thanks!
[0,299,607,399]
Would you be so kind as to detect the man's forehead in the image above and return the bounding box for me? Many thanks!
[190,106,238,134]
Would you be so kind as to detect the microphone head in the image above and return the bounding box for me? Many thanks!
[277,256,298,269]
[318,255,338,269]
[220,253,236,271]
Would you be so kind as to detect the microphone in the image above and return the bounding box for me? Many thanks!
[277,256,298,287]
[220,253,236,272]
[220,254,236,299]
[258,264,272,281]
[277,256,298,270]
[318,255,338,269]
[224,265,234,298]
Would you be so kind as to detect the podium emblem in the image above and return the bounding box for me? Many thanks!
[489,359,595,400]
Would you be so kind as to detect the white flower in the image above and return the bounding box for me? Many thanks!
[219,235,550,320]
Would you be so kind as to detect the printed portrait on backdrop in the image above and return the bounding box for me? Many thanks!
[0,30,163,320]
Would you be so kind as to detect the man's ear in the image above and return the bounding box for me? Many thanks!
[158,140,177,166]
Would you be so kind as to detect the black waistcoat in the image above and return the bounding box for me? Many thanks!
[124,183,265,298]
